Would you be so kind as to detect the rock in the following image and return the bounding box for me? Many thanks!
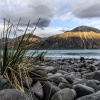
[0,89,30,100]
[80,57,85,62]
[90,71,100,81]
[44,66,55,73]
[29,70,47,79]
[73,78,87,85]
[78,63,86,68]
[0,75,11,90]
[73,84,95,98]
[43,81,60,100]
[76,90,100,100]
[89,65,96,72]
[32,81,43,100]
[51,88,76,100]
[22,77,33,88]
[58,82,71,89]
[64,76,74,84]
[86,80,97,90]
[50,77,67,84]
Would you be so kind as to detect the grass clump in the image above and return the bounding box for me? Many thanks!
[0,18,47,98]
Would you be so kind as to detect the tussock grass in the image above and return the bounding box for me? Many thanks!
[0,18,47,99]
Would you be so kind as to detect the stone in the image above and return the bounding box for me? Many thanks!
[58,82,71,89]
[0,75,11,90]
[90,71,100,81]
[89,65,96,72]
[50,77,67,84]
[0,89,30,100]
[73,84,95,98]
[51,88,76,100]
[32,81,43,100]
[76,90,100,100]
[86,80,97,90]
[44,66,55,73]
[22,77,33,88]
[29,70,47,78]
[64,76,74,84]
[42,81,60,100]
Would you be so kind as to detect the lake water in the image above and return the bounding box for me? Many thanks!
[27,49,100,59]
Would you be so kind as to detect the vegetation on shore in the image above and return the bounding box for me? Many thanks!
[0,18,47,99]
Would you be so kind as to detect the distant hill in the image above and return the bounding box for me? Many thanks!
[1,26,100,49]
[37,26,100,49]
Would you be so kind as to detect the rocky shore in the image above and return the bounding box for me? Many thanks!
[1,57,100,100]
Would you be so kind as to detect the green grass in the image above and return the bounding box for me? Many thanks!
[0,18,47,97]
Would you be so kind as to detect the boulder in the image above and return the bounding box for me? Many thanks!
[76,90,100,100]
[90,71,100,81]
[0,89,30,100]
[86,80,97,90]
[51,88,76,100]
[73,84,95,98]
[43,81,60,100]
[58,82,71,89]
[32,81,43,100]
[0,75,11,90]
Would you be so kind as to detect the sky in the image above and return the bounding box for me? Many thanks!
[0,0,100,37]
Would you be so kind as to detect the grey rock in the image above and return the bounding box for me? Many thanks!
[50,77,67,84]
[0,89,30,100]
[43,81,60,100]
[64,76,74,84]
[74,84,95,98]
[89,65,96,72]
[76,90,100,100]
[51,88,76,100]
[22,77,33,88]
[58,82,71,89]
[32,81,43,100]
[90,71,100,81]
[86,80,97,90]
[0,75,11,90]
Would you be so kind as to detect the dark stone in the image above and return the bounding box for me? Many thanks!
[76,90,100,100]
[43,81,60,100]
[32,81,43,100]
[51,88,76,100]
[74,84,95,98]
[58,82,71,89]
[86,80,97,91]
[0,89,30,100]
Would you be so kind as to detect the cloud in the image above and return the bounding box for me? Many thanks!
[72,0,100,18]
[0,0,54,28]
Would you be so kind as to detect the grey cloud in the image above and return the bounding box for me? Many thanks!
[0,0,54,28]
[72,0,100,18]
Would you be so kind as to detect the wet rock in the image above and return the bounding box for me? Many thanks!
[0,89,30,100]
[43,81,60,100]
[73,84,95,98]
[76,90,100,100]
[51,88,76,100]
[32,81,43,100]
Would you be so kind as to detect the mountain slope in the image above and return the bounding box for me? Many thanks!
[37,26,100,49]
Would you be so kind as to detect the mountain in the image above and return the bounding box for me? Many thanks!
[1,26,100,49]
[36,26,100,49]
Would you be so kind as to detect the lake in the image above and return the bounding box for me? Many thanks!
[27,49,100,59]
